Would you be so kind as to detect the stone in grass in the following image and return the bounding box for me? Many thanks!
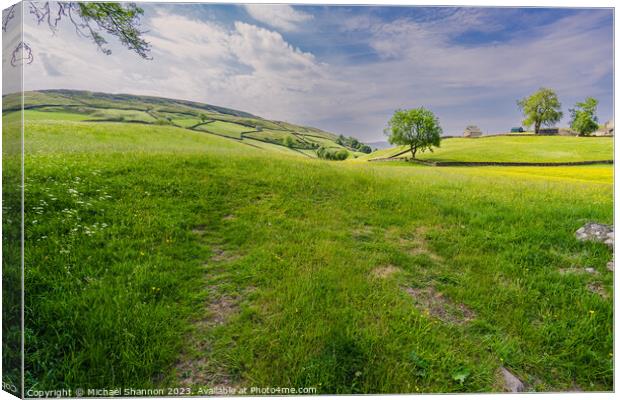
[500,367,525,392]
[607,258,614,272]
[575,223,613,249]
[559,267,597,275]
[584,267,597,274]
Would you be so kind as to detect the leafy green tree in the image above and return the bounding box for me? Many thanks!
[359,144,372,154]
[317,146,348,160]
[335,149,349,160]
[384,108,442,159]
[517,88,563,134]
[569,97,599,136]
[284,136,295,148]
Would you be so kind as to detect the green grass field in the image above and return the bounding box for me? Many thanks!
[243,138,312,158]
[7,104,612,393]
[170,117,203,128]
[361,136,613,163]
[197,120,252,139]
[22,110,92,122]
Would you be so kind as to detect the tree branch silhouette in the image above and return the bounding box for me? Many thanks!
[5,1,151,67]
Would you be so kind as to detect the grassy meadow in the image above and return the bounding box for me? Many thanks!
[2,104,23,396]
[2,91,614,394]
[360,136,613,163]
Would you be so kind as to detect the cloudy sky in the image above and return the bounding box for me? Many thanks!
[6,3,614,141]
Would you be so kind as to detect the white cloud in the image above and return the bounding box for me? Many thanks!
[331,11,613,136]
[243,5,312,32]
[20,10,327,119]
[230,22,321,78]
[146,14,233,63]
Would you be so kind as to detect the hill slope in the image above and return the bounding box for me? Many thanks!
[359,136,613,163]
[3,90,369,159]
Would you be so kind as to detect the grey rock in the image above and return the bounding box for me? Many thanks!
[500,367,524,392]
[585,267,597,274]
[607,260,614,271]
[576,223,613,249]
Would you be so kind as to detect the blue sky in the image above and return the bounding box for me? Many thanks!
[11,3,614,141]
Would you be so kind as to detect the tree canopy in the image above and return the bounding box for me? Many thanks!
[75,2,151,59]
[569,97,599,137]
[384,108,442,159]
[5,2,151,65]
[517,88,563,134]
[317,146,349,161]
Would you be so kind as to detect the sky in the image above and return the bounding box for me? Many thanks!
[3,3,614,141]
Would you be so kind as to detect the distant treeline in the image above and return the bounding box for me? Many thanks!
[336,135,372,154]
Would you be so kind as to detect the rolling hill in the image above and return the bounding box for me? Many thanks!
[3,90,369,159]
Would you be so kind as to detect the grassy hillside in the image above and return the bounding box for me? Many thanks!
[7,107,613,393]
[3,90,370,159]
[360,136,613,163]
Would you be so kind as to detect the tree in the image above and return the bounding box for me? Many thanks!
[517,88,563,134]
[384,108,442,159]
[569,97,599,136]
[317,146,349,161]
[4,2,151,66]
[359,144,372,154]
[335,149,349,160]
[284,136,295,148]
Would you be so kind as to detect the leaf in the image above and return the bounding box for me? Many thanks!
[452,368,470,384]
[410,351,429,377]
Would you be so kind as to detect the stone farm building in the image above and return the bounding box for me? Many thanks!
[558,128,577,136]
[538,128,559,135]
[463,125,482,137]
[594,120,614,136]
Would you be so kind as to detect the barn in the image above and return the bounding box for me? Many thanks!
[463,125,482,137]
[593,120,614,136]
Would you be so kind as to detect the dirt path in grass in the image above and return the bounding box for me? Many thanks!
[175,223,248,390]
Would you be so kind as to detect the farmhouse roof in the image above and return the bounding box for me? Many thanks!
[463,125,482,134]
